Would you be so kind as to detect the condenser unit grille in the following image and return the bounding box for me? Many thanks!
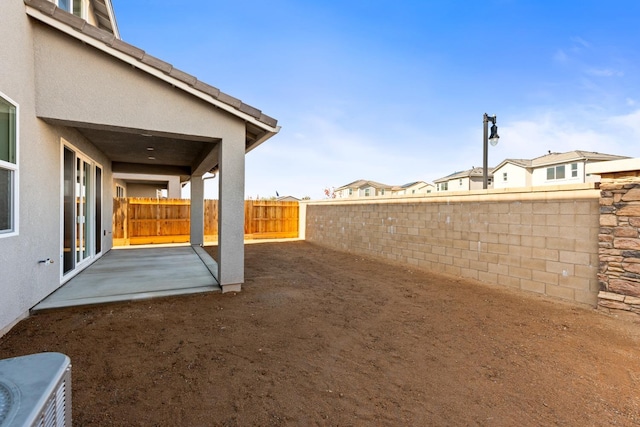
[0,381,15,425]
[0,352,72,427]
[36,376,68,427]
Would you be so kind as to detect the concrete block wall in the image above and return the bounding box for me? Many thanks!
[303,185,601,306]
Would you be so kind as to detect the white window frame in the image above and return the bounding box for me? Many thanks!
[115,184,125,198]
[60,140,103,282]
[547,165,566,181]
[0,91,19,238]
[571,163,578,178]
[503,172,508,182]
[51,0,87,18]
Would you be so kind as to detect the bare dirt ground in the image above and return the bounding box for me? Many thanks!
[1,241,640,426]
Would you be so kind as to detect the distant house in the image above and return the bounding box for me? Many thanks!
[335,180,394,198]
[276,196,300,202]
[113,173,182,199]
[433,167,493,192]
[335,179,435,198]
[493,151,629,190]
[393,181,435,196]
[491,159,532,189]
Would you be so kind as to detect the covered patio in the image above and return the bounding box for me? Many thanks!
[33,245,220,311]
[25,0,280,295]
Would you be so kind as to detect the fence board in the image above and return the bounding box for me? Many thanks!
[113,198,298,245]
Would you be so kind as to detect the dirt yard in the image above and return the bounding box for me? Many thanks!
[1,241,640,426]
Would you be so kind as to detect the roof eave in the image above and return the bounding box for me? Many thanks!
[25,2,279,135]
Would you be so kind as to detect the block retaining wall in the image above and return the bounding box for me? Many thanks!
[303,186,601,306]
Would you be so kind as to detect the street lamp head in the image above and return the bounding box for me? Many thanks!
[489,123,499,146]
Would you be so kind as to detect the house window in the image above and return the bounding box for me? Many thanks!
[115,184,125,198]
[459,179,463,186]
[571,163,578,178]
[547,165,566,180]
[380,189,385,196]
[503,172,508,182]
[364,188,371,197]
[348,188,353,196]
[0,93,18,236]
[53,0,85,18]
[438,182,448,191]
[488,178,493,185]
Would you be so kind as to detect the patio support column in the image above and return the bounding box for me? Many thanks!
[190,173,204,246]
[218,131,245,292]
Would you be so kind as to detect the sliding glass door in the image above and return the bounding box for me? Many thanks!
[62,144,102,277]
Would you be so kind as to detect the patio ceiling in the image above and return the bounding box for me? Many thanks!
[69,120,266,179]
[76,125,219,180]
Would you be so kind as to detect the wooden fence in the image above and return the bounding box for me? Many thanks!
[113,198,299,246]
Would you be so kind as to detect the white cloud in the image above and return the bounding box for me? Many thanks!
[244,114,431,199]
[607,109,640,137]
[553,49,569,63]
[498,108,640,162]
[570,36,591,49]
[586,68,624,77]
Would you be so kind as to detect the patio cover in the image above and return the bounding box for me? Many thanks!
[24,0,280,291]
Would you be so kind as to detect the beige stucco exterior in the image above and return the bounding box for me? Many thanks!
[0,0,279,336]
[493,162,532,189]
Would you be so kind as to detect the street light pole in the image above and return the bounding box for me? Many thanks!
[482,113,500,189]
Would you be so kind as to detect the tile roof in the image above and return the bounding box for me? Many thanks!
[336,179,393,190]
[433,167,493,183]
[24,0,278,129]
[530,150,628,167]
[502,158,532,168]
[400,181,420,188]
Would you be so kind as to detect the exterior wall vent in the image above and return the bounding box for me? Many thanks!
[0,352,71,427]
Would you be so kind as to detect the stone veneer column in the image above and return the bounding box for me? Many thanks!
[598,171,640,315]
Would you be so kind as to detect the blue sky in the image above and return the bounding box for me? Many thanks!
[112,0,640,199]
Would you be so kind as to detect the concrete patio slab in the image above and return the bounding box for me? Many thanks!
[32,246,220,311]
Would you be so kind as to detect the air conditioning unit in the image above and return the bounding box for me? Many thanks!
[0,352,71,427]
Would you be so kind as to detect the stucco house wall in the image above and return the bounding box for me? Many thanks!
[493,163,531,189]
[0,0,114,334]
[451,177,469,191]
[435,168,493,192]
[531,161,584,187]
